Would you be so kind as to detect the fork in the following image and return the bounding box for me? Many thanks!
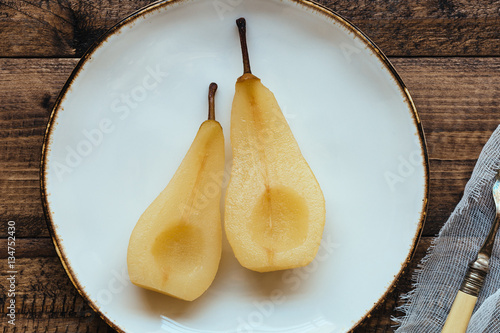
[441,169,500,332]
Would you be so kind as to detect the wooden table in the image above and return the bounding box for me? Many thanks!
[1,0,499,332]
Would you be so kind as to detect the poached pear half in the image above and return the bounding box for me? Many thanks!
[225,18,326,272]
[127,83,224,301]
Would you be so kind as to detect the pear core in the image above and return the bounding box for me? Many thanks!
[225,75,326,273]
[152,224,205,279]
[250,186,309,254]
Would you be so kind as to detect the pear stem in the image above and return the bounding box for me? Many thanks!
[208,82,217,121]
[236,18,252,74]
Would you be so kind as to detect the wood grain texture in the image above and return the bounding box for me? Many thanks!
[0,0,499,57]
[0,0,156,58]
[325,0,500,56]
[392,57,500,235]
[0,238,56,258]
[1,316,113,333]
[0,58,77,238]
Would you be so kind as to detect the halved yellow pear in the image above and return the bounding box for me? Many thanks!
[224,18,326,273]
[127,83,224,301]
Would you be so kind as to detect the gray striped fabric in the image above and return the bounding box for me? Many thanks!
[395,125,500,333]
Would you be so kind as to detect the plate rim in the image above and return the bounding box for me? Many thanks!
[40,0,430,331]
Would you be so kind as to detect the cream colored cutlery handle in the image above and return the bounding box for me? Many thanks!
[441,291,477,333]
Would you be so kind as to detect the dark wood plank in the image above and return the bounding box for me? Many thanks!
[392,57,500,235]
[0,315,113,333]
[1,257,86,314]
[0,254,113,332]
[0,236,433,332]
[2,57,499,238]
[0,238,56,258]
[0,0,156,58]
[327,0,500,57]
[0,58,77,238]
[392,58,500,137]
[0,0,499,57]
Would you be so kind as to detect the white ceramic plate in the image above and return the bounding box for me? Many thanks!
[41,0,428,332]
